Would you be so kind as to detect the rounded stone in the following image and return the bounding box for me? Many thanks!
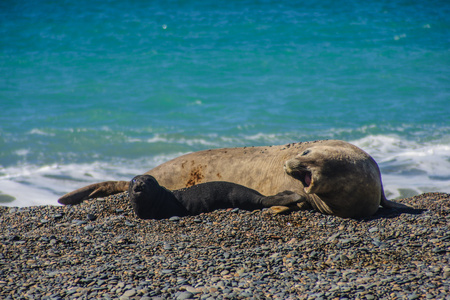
[176,291,193,300]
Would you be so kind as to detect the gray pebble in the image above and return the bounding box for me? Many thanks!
[72,219,87,225]
[122,289,136,297]
[368,226,379,233]
[176,291,193,299]
[408,293,419,300]
[84,225,94,231]
[52,214,63,219]
[125,221,135,227]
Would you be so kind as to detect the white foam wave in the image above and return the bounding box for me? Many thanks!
[0,153,184,207]
[126,134,222,147]
[245,133,279,141]
[351,135,450,199]
[14,149,31,157]
[29,128,55,136]
[125,132,293,149]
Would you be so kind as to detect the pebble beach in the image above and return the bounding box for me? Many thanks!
[1,192,449,300]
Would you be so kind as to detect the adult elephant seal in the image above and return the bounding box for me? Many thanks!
[58,140,410,218]
[129,175,302,219]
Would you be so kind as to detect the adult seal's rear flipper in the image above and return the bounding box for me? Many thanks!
[380,190,413,209]
[58,181,129,205]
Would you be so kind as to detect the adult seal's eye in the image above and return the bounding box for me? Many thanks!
[301,150,310,156]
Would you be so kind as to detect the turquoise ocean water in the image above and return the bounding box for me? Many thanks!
[1,0,449,206]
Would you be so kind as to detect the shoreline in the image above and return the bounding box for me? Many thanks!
[1,192,449,299]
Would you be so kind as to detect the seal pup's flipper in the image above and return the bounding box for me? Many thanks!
[268,204,301,215]
[58,181,129,205]
[265,191,312,215]
[263,191,309,215]
[261,190,304,207]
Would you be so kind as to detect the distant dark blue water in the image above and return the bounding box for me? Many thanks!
[1,0,449,206]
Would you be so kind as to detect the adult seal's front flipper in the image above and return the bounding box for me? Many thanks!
[58,181,129,205]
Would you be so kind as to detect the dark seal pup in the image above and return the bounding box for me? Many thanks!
[129,175,302,219]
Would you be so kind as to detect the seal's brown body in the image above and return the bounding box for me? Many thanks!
[58,140,409,218]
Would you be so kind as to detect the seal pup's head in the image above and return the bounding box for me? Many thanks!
[284,144,382,218]
[128,175,167,219]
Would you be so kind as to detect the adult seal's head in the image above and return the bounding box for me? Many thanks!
[284,143,382,218]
